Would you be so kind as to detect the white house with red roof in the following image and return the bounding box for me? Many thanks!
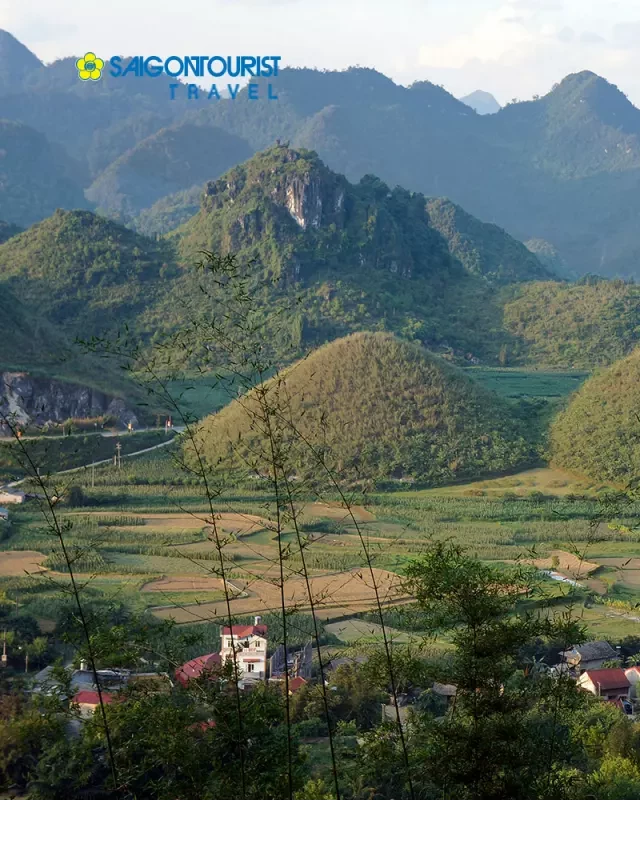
[577,668,631,701]
[220,616,268,683]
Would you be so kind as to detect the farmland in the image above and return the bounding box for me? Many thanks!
[0,362,639,659]
[1,434,640,661]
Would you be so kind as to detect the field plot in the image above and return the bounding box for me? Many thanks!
[152,567,411,624]
[465,367,589,400]
[401,467,597,499]
[515,549,601,578]
[0,551,48,577]
[325,618,418,645]
[75,511,270,535]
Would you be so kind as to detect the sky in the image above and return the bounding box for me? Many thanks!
[4,0,640,104]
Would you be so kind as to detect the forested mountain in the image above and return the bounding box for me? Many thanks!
[502,278,640,367]
[0,146,553,386]
[86,125,252,225]
[0,209,176,339]
[425,198,551,285]
[174,145,522,358]
[460,90,500,114]
[2,31,640,277]
[0,120,87,225]
[194,332,537,483]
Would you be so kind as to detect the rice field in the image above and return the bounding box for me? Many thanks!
[2,452,640,648]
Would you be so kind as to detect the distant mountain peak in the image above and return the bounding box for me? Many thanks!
[0,29,43,91]
[460,90,501,114]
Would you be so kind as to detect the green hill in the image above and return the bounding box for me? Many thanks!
[193,332,536,484]
[86,125,252,224]
[503,278,640,367]
[0,209,177,339]
[425,198,552,285]
[551,348,640,484]
[175,145,523,360]
[0,120,87,225]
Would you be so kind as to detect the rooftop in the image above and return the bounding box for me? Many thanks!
[581,669,630,690]
[567,641,618,662]
[175,653,221,687]
[73,690,115,706]
[221,624,268,638]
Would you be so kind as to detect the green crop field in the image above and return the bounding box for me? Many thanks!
[2,441,640,659]
[465,367,590,399]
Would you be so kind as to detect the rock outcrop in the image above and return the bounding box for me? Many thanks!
[0,372,138,435]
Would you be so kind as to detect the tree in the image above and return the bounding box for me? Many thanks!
[400,541,587,799]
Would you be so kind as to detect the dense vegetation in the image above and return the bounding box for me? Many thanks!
[0,209,177,339]
[86,125,251,226]
[0,120,87,225]
[3,26,640,277]
[551,348,640,484]
[504,278,640,367]
[425,197,552,285]
[194,332,537,484]
[175,145,515,359]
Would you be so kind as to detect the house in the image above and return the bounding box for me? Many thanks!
[0,489,26,505]
[562,641,619,672]
[175,653,221,687]
[577,668,631,701]
[73,690,116,718]
[432,682,458,705]
[220,617,268,682]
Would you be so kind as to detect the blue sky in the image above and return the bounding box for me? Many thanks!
[4,0,640,104]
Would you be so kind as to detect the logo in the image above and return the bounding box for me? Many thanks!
[76,52,104,81]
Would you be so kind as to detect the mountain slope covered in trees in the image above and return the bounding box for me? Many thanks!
[503,278,640,367]
[175,145,524,359]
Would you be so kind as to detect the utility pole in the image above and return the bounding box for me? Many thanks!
[91,464,95,488]
[1,630,7,667]
[115,442,122,470]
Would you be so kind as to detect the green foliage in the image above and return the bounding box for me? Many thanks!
[174,145,522,360]
[551,348,640,483]
[0,209,177,340]
[86,125,251,225]
[426,197,552,285]
[503,279,640,367]
[0,120,87,226]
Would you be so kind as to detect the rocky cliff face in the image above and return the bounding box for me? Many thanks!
[0,372,138,435]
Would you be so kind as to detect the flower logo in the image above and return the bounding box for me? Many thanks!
[76,52,104,81]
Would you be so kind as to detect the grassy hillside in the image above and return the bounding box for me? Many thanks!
[0,209,177,339]
[503,278,640,367]
[551,348,640,484]
[193,332,537,484]
[86,125,252,224]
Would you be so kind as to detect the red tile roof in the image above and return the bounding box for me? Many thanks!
[175,653,221,687]
[583,669,630,690]
[243,658,262,663]
[74,690,115,706]
[288,676,307,693]
[221,625,267,638]
[189,720,217,732]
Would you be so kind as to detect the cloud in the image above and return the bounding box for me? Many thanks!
[611,21,640,47]
[557,26,574,42]
[580,31,605,43]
